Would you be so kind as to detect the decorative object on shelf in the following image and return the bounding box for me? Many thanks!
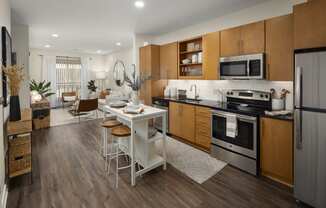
[124,64,151,105]
[192,54,198,63]
[2,65,24,121]
[182,58,191,64]
[187,42,195,51]
[270,88,290,111]
[113,60,126,87]
[29,79,55,102]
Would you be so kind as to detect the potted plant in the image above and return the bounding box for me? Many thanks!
[29,80,55,102]
[87,80,97,98]
[2,65,24,121]
[124,64,151,105]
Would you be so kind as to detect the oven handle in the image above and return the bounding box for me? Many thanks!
[211,110,257,122]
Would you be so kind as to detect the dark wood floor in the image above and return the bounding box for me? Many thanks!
[7,120,299,208]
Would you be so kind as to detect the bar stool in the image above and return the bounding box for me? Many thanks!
[109,125,131,188]
[101,119,122,170]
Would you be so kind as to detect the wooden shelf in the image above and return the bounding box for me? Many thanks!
[180,49,202,55]
[179,63,202,67]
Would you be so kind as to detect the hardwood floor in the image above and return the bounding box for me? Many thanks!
[7,120,298,208]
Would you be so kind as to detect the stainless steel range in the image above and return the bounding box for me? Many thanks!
[211,90,271,175]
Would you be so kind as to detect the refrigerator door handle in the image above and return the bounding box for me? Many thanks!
[295,66,303,108]
[295,109,303,149]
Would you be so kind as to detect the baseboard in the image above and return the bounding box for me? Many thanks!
[1,184,8,208]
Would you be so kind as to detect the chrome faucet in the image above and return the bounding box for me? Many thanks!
[190,84,199,100]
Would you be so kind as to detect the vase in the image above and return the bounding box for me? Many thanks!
[9,95,21,121]
[131,91,140,105]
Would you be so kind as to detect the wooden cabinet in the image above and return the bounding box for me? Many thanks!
[160,42,178,79]
[203,31,220,80]
[220,27,241,57]
[266,14,294,81]
[169,102,195,143]
[260,117,293,186]
[220,21,265,57]
[195,106,211,149]
[139,45,166,105]
[294,0,326,49]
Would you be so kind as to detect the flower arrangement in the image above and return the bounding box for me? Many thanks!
[124,64,151,91]
[2,65,24,96]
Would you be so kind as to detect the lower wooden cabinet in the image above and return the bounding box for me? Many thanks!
[195,106,211,149]
[169,102,211,150]
[260,117,293,186]
[169,102,195,143]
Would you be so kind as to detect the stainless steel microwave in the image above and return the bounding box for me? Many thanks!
[219,53,265,80]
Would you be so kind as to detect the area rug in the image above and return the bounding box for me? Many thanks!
[155,137,227,184]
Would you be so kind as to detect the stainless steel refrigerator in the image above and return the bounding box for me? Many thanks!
[294,49,326,208]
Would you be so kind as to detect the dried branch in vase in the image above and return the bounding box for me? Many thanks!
[2,65,24,96]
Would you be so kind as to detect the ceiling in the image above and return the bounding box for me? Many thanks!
[11,0,268,54]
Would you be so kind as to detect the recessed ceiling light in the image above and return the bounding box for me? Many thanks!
[116,42,121,46]
[134,1,145,8]
[44,44,51,48]
[96,50,102,54]
[51,34,59,38]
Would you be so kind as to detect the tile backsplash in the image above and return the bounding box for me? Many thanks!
[167,80,294,110]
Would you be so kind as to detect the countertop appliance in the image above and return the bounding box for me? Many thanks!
[219,53,265,80]
[211,90,271,175]
[294,48,326,208]
[152,97,169,133]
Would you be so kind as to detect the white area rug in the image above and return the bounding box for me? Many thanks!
[156,137,227,184]
[50,108,104,127]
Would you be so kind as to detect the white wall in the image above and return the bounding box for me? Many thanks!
[12,24,30,109]
[0,0,10,206]
[103,48,133,95]
[29,48,105,82]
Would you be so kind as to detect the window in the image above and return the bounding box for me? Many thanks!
[55,56,81,99]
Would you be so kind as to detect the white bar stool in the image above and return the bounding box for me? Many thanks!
[108,125,132,188]
[101,120,122,170]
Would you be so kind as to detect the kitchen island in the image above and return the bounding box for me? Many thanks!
[103,104,167,186]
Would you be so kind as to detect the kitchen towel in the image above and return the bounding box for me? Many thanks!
[226,114,237,138]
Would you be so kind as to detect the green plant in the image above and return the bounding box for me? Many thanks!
[29,80,55,98]
[87,80,97,92]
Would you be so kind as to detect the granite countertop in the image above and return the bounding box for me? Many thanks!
[153,96,293,121]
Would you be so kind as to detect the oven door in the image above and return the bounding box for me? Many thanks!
[211,110,257,159]
[220,60,248,79]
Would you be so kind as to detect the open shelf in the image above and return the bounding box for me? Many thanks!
[178,37,203,79]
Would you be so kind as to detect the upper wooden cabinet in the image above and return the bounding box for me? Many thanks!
[260,117,293,187]
[266,14,294,81]
[220,21,265,57]
[294,0,326,49]
[203,31,220,80]
[139,45,165,105]
[160,42,178,79]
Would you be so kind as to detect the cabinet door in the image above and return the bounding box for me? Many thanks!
[180,104,195,143]
[220,27,241,57]
[260,117,293,186]
[294,0,326,49]
[266,14,294,81]
[169,102,181,137]
[139,46,150,104]
[240,21,265,55]
[160,42,178,79]
[203,32,220,80]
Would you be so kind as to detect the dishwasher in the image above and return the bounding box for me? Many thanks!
[152,97,169,133]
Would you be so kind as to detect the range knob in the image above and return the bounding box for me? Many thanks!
[227,91,231,95]
[265,95,269,98]
[260,94,264,98]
